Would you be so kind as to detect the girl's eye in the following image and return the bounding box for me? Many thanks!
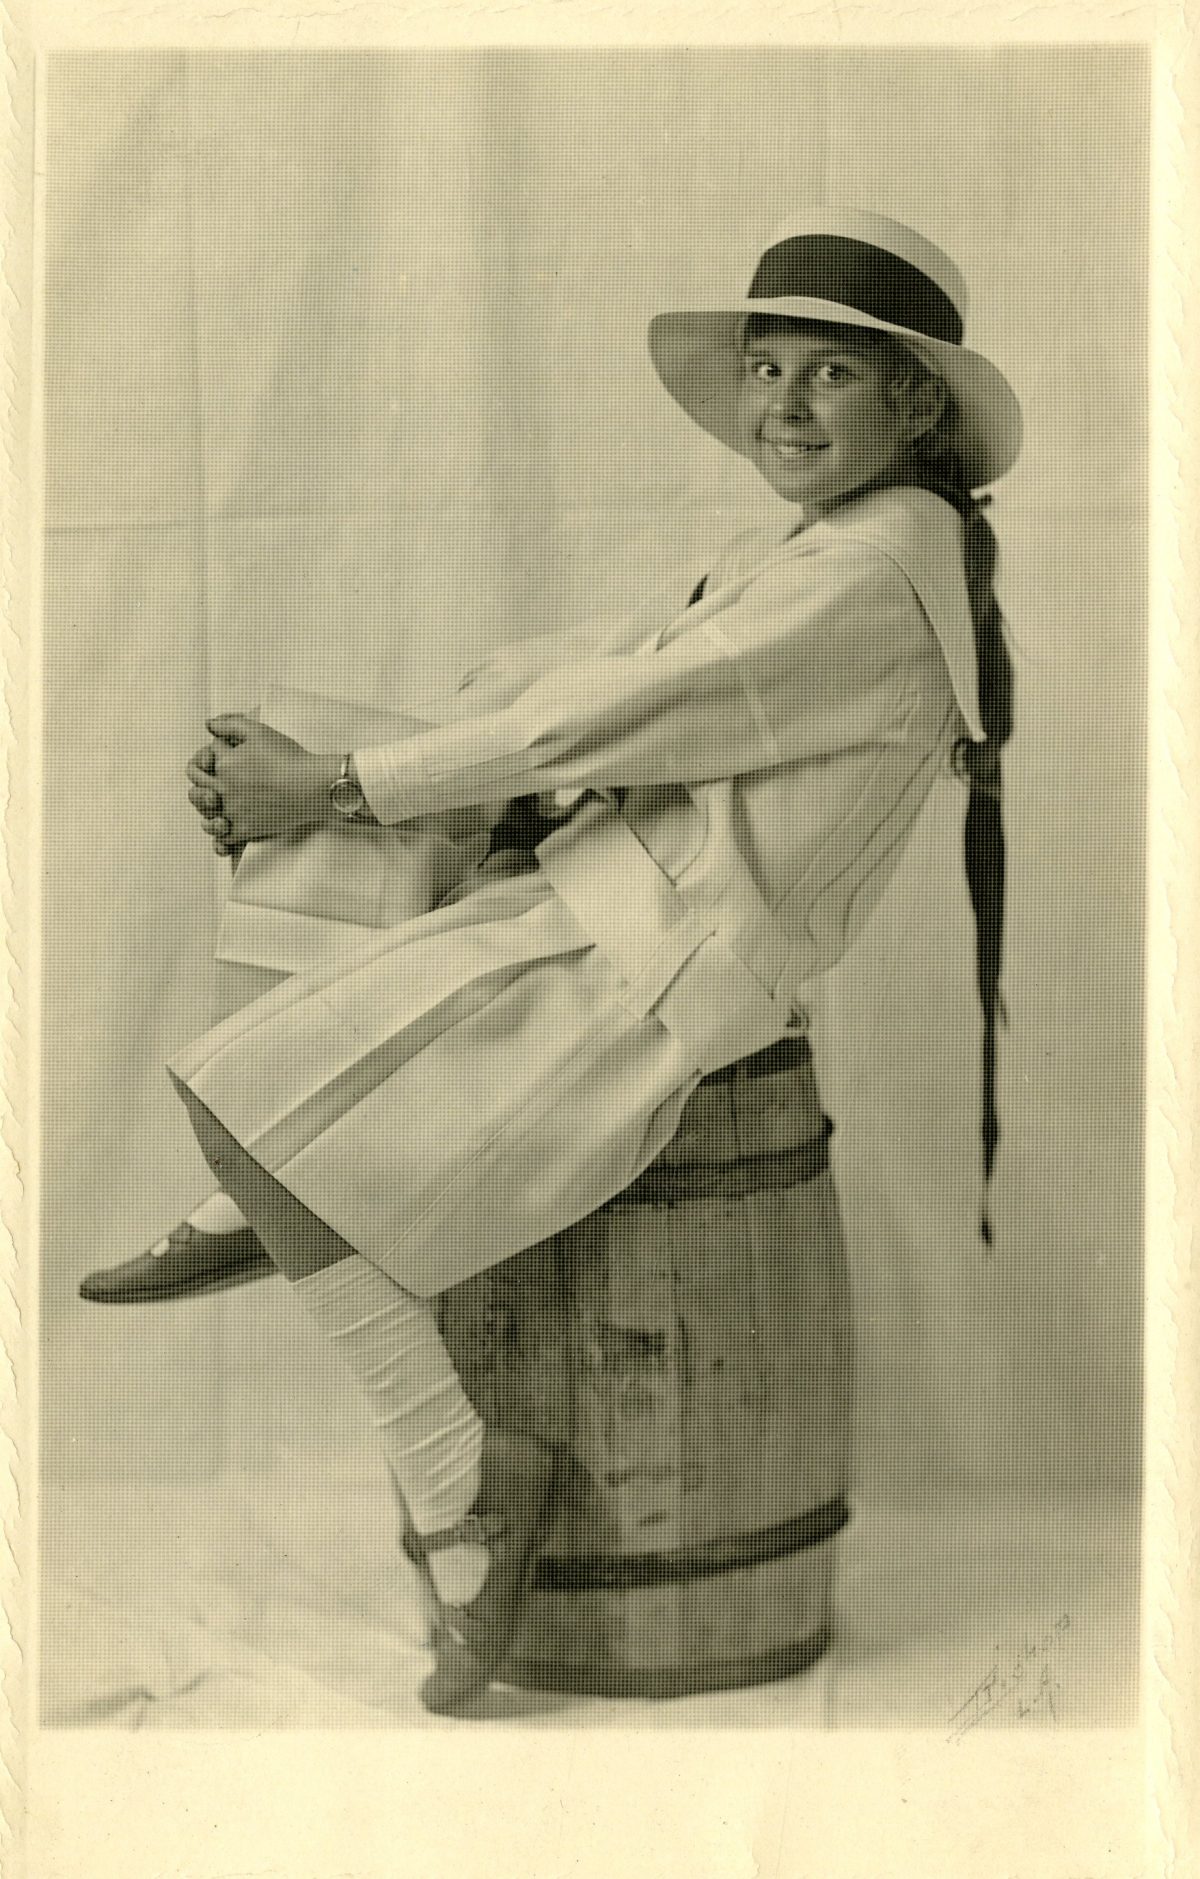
[750,359,781,381]
[814,361,853,385]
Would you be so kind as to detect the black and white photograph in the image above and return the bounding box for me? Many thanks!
[20,32,1166,1875]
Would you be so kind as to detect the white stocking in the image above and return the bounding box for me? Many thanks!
[291,1256,487,1605]
[185,1192,248,1236]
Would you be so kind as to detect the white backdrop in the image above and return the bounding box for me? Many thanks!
[41,50,1144,1530]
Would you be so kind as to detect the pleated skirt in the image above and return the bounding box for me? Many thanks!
[169,870,704,1297]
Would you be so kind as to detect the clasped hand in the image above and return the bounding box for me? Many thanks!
[187,715,335,856]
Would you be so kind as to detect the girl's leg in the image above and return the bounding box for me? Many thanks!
[163,954,289,1245]
[177,1192,248,1237]
[170,1074,488,1606]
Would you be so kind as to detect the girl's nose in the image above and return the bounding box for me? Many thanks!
[770,374,810,417]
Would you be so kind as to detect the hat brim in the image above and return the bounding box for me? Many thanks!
[648,300,1022,490]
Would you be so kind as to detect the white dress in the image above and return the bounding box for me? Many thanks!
[170,487,982,1297]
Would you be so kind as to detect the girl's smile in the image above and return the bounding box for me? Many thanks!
[738,324,934,514]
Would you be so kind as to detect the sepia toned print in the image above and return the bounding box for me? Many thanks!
[38,47,1143,1751]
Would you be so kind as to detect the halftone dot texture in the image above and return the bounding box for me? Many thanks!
[43,48,1142,1727]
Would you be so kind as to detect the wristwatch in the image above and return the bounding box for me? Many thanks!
[329,753,371,822]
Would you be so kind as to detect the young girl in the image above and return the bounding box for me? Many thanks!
[87,207,1021,1716]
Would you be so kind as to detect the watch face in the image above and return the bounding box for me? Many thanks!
[330,776,366,816]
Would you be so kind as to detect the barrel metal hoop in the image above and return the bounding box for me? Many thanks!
[604,1116,833,1208]
[533,1492,850,1593]
[509,1627,833,1700]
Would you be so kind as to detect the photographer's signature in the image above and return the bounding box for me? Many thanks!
[948,1613,1072,1741]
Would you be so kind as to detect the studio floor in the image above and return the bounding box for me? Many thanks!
[39,1287,1139,1735]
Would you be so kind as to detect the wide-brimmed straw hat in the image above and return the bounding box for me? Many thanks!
[649,207,1022,490]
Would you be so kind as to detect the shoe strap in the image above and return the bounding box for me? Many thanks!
[148,1227,186,1260]
[405,1511,505,1563]
[148,1223,196,1259]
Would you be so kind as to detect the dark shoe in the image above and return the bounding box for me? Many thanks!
[78,1221,275,1303]
[405,1431,559,1717]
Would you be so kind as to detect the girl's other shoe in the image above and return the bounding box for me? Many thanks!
[404,1429,560,1717]
[78,1221,275,1302]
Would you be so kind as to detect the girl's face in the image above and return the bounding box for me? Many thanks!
[737,322,941,513]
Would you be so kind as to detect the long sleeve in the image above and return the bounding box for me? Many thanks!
[354,538,936,824]
[426,634,576,725]
[417,565,705,728]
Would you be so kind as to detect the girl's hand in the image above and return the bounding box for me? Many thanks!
[184,749,234,855]
[186,715,338,849]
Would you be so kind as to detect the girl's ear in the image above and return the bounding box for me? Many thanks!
[903,376,948,445]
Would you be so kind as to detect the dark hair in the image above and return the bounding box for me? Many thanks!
[907,416,1011,1243]
[742,315,1012,1239]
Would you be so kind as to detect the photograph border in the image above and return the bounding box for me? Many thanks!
[5,10,1194,1878]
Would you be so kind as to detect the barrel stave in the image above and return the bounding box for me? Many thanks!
[436,1050,852,1697]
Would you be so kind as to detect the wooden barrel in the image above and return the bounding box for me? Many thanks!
[436,1034,852,1699]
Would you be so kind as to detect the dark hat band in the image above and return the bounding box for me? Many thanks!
[748,234,964,346]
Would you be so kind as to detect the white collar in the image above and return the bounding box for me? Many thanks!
[809,488,985,741]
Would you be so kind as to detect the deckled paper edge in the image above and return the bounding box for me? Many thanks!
[1,9,1193,1879]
